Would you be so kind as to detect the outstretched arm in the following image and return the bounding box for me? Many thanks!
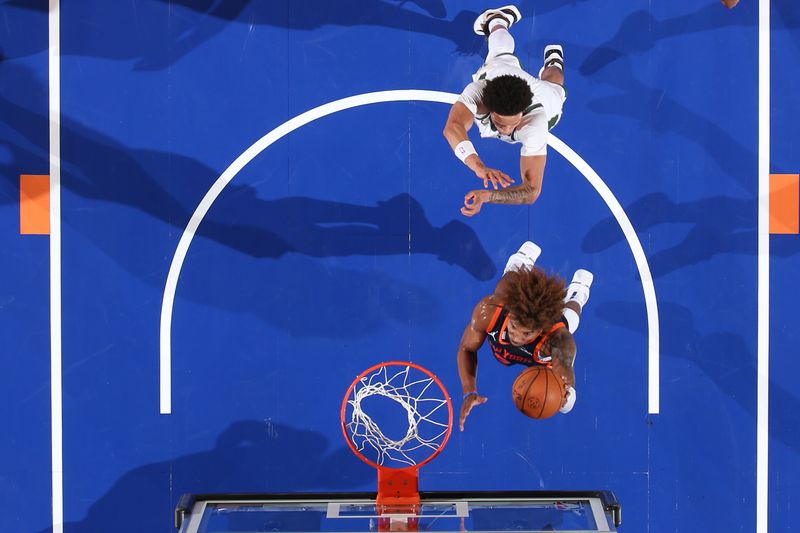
[547,330,578,413]
[443,101,475,152]
[444,102,513,189]
[489,154,545,203]
[457,297,494,430]
[461,155,545,216]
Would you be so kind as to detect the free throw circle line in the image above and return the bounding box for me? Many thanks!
[159,90,659,415]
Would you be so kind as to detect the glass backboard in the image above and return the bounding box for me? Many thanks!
[175,491,621,533]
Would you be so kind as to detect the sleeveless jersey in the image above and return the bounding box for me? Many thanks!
[485,305,566,367]
[457,56,566,156]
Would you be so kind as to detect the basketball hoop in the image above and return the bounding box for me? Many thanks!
[341,362,453,515]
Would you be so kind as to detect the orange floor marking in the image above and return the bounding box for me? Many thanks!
[20,174,50,235]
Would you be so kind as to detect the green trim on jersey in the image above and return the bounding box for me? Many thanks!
[523,103,543,115]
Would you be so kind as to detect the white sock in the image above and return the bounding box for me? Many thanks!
[539,45,564,78]
[564,269,592,308]
[563,307,580,334]
[489,18,509,32]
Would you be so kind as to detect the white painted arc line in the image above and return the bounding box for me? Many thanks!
[547,137,660,414]
[49,1,64,532]
[159,90,455,414]
[159,89,660,417]
[756,0,770,532]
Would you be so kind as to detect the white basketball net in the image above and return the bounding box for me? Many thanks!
[345,365,450,467]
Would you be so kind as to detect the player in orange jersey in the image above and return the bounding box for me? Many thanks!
[456,242,593,430]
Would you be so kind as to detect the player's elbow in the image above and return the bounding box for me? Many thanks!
[457,345,478,363]
[525,187,541,204]
[519,175,542,204]
[443,123,459,142]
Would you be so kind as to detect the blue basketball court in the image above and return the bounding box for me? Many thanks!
[1,1,798,532]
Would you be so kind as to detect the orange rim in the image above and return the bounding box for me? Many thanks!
[340,361,453,470]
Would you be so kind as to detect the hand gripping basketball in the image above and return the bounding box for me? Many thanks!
[512,366,567,420]
[459,391,488,431]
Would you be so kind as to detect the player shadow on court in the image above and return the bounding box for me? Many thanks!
[205,188,496,281]
[163,0,449,20]
[157,0,486,58]
[33,420,372,533]
[1,64,493,337]
[1,0,484,67]
[546,39,764,193]
[0,73,495,281]
[181,246,443,339]
[580,192,800,278]
[516,0,592,16]
[581,2,800,75]
[155,0,596,60]
[0,156,481,338]
[596,300,800,455]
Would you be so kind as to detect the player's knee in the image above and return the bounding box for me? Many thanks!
[488,30,515,55]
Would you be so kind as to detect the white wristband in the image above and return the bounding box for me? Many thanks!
[454,140,477,164]
[559,386,576,414]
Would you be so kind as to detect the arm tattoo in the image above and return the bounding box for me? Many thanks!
[488,183,536,204]
[549,343,575,369]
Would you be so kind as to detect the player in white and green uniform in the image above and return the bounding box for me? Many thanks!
[443,5,567,217]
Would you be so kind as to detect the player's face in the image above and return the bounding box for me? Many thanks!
[491,112,523,136]
[506,316,541,346]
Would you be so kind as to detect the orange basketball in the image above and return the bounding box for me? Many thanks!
[512,366,566,420]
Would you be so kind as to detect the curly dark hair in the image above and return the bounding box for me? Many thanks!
[483,75,533,116]
[499,267,566,331]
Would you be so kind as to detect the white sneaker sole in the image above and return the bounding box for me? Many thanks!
[473,5,522,35]
[517,241,542,263]
[571,269,594,288]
